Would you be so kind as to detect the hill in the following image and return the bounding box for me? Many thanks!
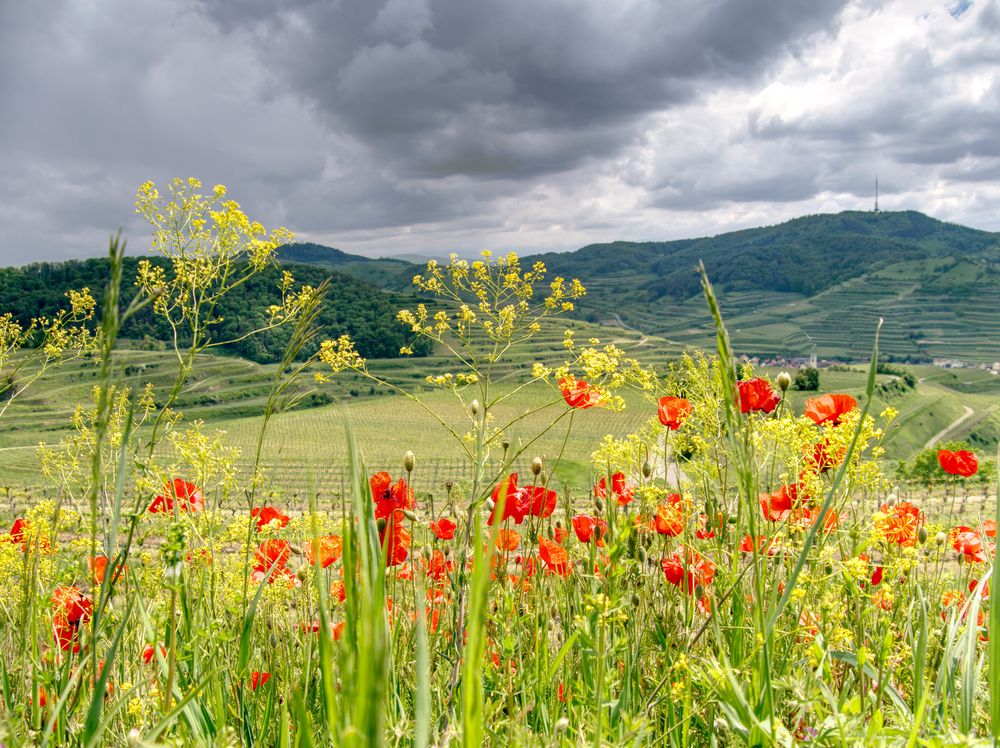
[522,210,1000,363]
[0,257,431,363]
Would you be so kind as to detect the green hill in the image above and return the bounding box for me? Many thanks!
[0,257,430,363]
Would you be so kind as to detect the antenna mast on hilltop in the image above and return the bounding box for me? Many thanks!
[873,176,880,213]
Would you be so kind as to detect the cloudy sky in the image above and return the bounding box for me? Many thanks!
[1,0,998,264]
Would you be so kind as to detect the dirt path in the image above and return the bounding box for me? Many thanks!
[925,405,975,449]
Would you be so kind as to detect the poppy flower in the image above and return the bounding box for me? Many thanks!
[660,548,716,594]
[938,449,978,477]
[142,644,165,664]
[571,515,608,546]
[559,377,604,409]
[430,517,457,540]
[804,394,857,426]
[305,535,343,568]
[739,534,766,553]
[379,512,411,567]
[496,528,521,552]
[250,671,271,690]
[738,378,781,414]
[791,506,838,534]
[369,472,415,520]
[423,549,454,584]
[54,618,82,653]
[874,502,923,547]
[8,517,28,543]
[488,474,530,525]
[983,520,997,539]
[331,579,346,603]
[658,396,691,430]
[148,478,204,513]
[594,472,634,506]
[804,441,844,475]
[252,539,299,585]
[523,485,558,519]
[870,565,883,586]
[760,484,801,522]
[538,537,572,576]
[89,555,125,584]
[654,494,687,536]
[950,526,990,563]
[251,506,290,532]
[52,586,92,625]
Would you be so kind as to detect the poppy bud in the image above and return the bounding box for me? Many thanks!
[531,457,543,476]
[487,498,496,512]
[403,451,415,473]
[443,547,451,558]
[642,461,652,479]
[918,526,928,544]
[634,578,644,589]
[445,480,454,496]
[594,498,604,513]
[631,593,641,607]
[502,439,510,451]
[637,547,647,563]
[555,717,570,733]
[377,518,387,533]
[776,372,792,392]
[269,633,279,648]
[824,563,833,575]
[296,565,309,581]
[935,531,947,546]
[402,509,418,522]
[471,399,480,416]
[727,515,737,525]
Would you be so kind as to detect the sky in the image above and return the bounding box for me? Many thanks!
[1,0,998,264]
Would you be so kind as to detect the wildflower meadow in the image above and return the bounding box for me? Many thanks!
[1,179,998,747]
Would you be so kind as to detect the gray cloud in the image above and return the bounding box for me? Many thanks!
[0,0,998,266]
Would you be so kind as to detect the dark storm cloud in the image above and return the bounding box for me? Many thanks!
[197,0,849,180]
[1,0,999,264]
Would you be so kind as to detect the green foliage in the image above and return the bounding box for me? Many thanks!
[793,366,820,391]
[0,257,430,363]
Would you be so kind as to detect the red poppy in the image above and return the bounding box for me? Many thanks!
[8,517,27,543]
[554,524,569,543]
[252,539,299,585]
[305,535,343,568]
[738,378,781,414]
[369,472,415,520]
[89,555,125,584]
[594,472,634,506]
[804,441,844,474]
[876,502,923,547]
[760,484,801,522]
[660,548,716,594]
[739,534,766,553]
[654,494,687,536]
[559,377,604,409]
[430,517,457,540]
[983,520,997,539]
[950,526,990,563]
[804,394,857,426]
[379,512,410,567]
[142,644,165,664]
[870,565,883,586]
[571,515,608,546]
[331,579,346,603]
[423,549,454,584]
[148,478,204,513]
[250,671,271,690]
[791,506,838,533]
[54,619,81,653]
[251,506,290,532]
[938,449,978,477]
[488,474,530,525]
[658,396,691,430]
[524,485,558,518]
[52,586,92,625]
[538,537,572,576]
[496,529,521,552]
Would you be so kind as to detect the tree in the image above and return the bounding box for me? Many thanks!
[793,367,820,391]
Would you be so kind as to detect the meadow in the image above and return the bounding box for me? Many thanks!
[1,180,998,747]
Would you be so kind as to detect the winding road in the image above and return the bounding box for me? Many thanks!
[924,405,975,449]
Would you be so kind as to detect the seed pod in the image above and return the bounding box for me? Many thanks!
[471,399,480,416]
[502,439,510,451]
[296,564,309,582]
[403,450,415,473]
[935,531,947,546]
[776,372,792,392]
[445,480,454,495]
[918,526,928,544]
[531,457,543,476]
[694,584,704,599]
[642,461,652,479]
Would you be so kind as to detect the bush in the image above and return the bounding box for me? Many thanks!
[793,366,820,390]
